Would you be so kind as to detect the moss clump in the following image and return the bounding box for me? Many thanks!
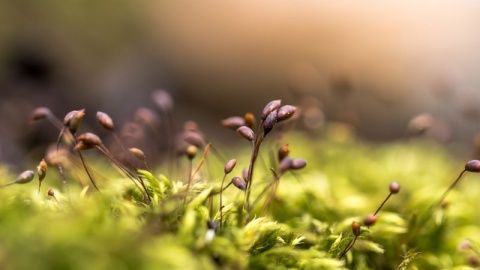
[1,98,479,269]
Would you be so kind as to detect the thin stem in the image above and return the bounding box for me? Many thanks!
[183,143,211,205]
[245,135,264,215]
[46,115,64,130]
[75,150,100,191]
[96,145,150,203]
[0,182,16,188]
[183,158,193,205]
[339,236,359,260]
[209,183,232,196]
[165,111,176,179]
[191,143,211,180]
[56,127,66,152]
[58,127,99,192]
[219,173,227,228]
[434,169,467,207]
[373,192,393,216]
[250,170,282,212]
[56,162,70,201]
[112,132,152,172]
[52,196,64,210]
[405,169,468,246]
[261,180,280,215]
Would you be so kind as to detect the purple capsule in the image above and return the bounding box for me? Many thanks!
[222,116,245,130]
[74,141,94,151]
[96,111,114,131]
[277,105,297,122]
[465,160,480,173]
[237,126,255,141]
[181,131,206,148]
[389,182,401,194]
[29,107,52,123]
[152,89,174,112]
[291,158,307,170]
[231,176,247,191]
[261,99,281,120]
[15,170,35,184]
[263,110,278,136]
[242,168,249,182]
[129,147,146,161]
[76,133,102,147]
[363,215,378,226]
[64,109,85,134]
[224,159,237,174]
[279,157,293,173]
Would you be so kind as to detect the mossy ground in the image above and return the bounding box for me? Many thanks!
[0,124,479,270]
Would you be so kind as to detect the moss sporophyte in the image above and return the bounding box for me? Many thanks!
[1,92,478,269]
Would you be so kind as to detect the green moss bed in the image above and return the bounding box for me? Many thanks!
[1,100,480,270]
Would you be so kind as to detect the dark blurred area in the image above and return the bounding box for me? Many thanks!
[2,1,480,167]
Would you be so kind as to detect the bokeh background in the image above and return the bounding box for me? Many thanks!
[1,1,480,166]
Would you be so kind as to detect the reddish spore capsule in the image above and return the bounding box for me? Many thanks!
[389,182,401,194]
[465,160,480,173]
[351,221,361,236]
[363,215,378,226]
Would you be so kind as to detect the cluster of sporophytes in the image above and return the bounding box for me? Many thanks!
[0,92,480,269]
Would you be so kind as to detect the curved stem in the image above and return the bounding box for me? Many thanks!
[0,182,16,188]
[183,158,193,205]
[339,236,358,260]
[250,171,282,212]
[76,150,99,191]
[219,173,227,228]
[435,169,466,207]
[373,192,393,216]
[245,135,264,216]
[96,145,150,203]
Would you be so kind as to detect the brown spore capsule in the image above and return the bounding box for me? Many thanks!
[407,113,433,134]
[277,105,297,122]
[237,126,255,141]
[37,159,47,181]
[278,144,290,161]
[76,133,102,147]
[96,111,114,131]
[244,112,256,130]
[389,182,401,194]
[242,168,249,182]
[181,131,206,148]
[291,158,307,170]
[151,89,174,112]
[129,147,146,161]
[279,157,293,173]
[351,221,361,236]
[185,145,198,160]
[29,107,52,123]
[221,116,245,130]
[263,110,278,136]
[47,188,55,197]
[231,176,247,191]
[363,215,378,226]
[74,141,93,151]
[64,109,85,134]
[15,170,35,184]
[465,160,480,173]
[261,99,282,120]
[224,159,237,174]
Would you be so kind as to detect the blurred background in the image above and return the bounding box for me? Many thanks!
[1,1,480,166]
